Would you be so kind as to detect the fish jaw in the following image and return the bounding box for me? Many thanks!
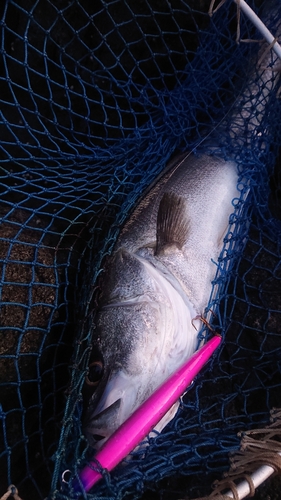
[83,249,200,449]
[83,370,140,448]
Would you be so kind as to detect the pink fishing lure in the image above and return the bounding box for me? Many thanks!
[72,334,221,493]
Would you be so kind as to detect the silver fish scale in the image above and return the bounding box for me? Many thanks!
[117,153,239,313]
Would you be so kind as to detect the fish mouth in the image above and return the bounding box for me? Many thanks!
[86,397,122,428]
[84,398,122,447]
[83,369,140,448]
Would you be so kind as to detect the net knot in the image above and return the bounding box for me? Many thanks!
[0,485,23,500]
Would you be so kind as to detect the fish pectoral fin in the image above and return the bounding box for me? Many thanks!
[155,192,189,256]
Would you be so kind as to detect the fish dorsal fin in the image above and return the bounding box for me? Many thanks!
[155,192,189,256]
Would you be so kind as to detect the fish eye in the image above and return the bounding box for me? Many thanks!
[85,360,104,386]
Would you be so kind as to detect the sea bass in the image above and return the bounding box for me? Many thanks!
[83,3,281,449]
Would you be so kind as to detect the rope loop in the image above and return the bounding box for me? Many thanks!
[0,485,23,500]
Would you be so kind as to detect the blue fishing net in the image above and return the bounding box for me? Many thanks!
[1,0,281,498]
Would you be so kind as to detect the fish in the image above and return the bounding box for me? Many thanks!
[83,2,281,450]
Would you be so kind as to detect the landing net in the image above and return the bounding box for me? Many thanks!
[0,1,281,499]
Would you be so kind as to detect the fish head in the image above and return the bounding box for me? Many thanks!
[83,248,198,449]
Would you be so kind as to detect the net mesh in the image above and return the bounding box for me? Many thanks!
[0,0,281,498]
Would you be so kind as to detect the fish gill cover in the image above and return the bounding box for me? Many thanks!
[0,0,281,499]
